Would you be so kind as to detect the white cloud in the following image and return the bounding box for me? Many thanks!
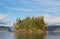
[0,14,7,19]
[42,14,60,25]
[0,14,13,26]
[1,0,60,14]
[34,0,60,6]
[0,0,60,26]
[3,20,13,27]
[32,0,60,14]
[34,14,60,25]
[7,6,33,12]
[0,20,13,27]
[42,7,60,13]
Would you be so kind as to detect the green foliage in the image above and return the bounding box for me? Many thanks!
[14,16,46,30]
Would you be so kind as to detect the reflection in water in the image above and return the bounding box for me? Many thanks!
[0,31,60,39]
[15,31,45,39]
[0,31,45,39]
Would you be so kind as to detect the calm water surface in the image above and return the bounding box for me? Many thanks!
[46,32,60,39]
[0,31,60,39]
[0,31,15,39]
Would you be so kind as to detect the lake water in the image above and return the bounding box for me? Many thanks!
[46,32,60,39]
[0,31,60,39]
[0,31,15,39]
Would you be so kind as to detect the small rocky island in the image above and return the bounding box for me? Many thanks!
[14,16,47,39]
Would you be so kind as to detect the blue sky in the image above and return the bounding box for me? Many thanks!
[0,0,60,26]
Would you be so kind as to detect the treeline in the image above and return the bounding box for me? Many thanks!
[14,16,46,31]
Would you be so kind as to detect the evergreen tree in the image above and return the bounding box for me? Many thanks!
[14,16,46,31]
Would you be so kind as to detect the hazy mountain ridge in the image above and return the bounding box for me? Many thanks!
[47,25,60,31]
